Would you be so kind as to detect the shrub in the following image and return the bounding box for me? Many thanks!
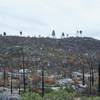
[64,85,75,93]
[43,89,76,100]
[45,87,53,94]
[21,92,42,100]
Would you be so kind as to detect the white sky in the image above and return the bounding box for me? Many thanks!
[0,0,100,39]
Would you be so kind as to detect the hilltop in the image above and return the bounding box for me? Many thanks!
[0,36,100,53]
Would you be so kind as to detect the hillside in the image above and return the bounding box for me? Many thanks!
[0,36,100,75]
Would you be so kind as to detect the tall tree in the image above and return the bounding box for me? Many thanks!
[80,30,83,37]
[19,32,26,92]
[20,31,22,36]
[61,32,65,38]
[52,30,55,38]
[22,48,26,92]
[66,34,69,38]
[41,64,44,97]
[3,32,7,87]
[82,64,85,85]
[3,32,6,36]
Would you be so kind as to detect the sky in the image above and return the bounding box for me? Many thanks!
[0,0,100,39]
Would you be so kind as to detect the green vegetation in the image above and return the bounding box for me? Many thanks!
[43,90,76,100]
[21,92,42,100]
[44,87,53,94]
[21,89,76,100]
[21,90,100,100]
[64,85,75,93]
[21,87,100,100]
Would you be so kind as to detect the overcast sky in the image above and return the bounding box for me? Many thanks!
[0,0,100,39]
